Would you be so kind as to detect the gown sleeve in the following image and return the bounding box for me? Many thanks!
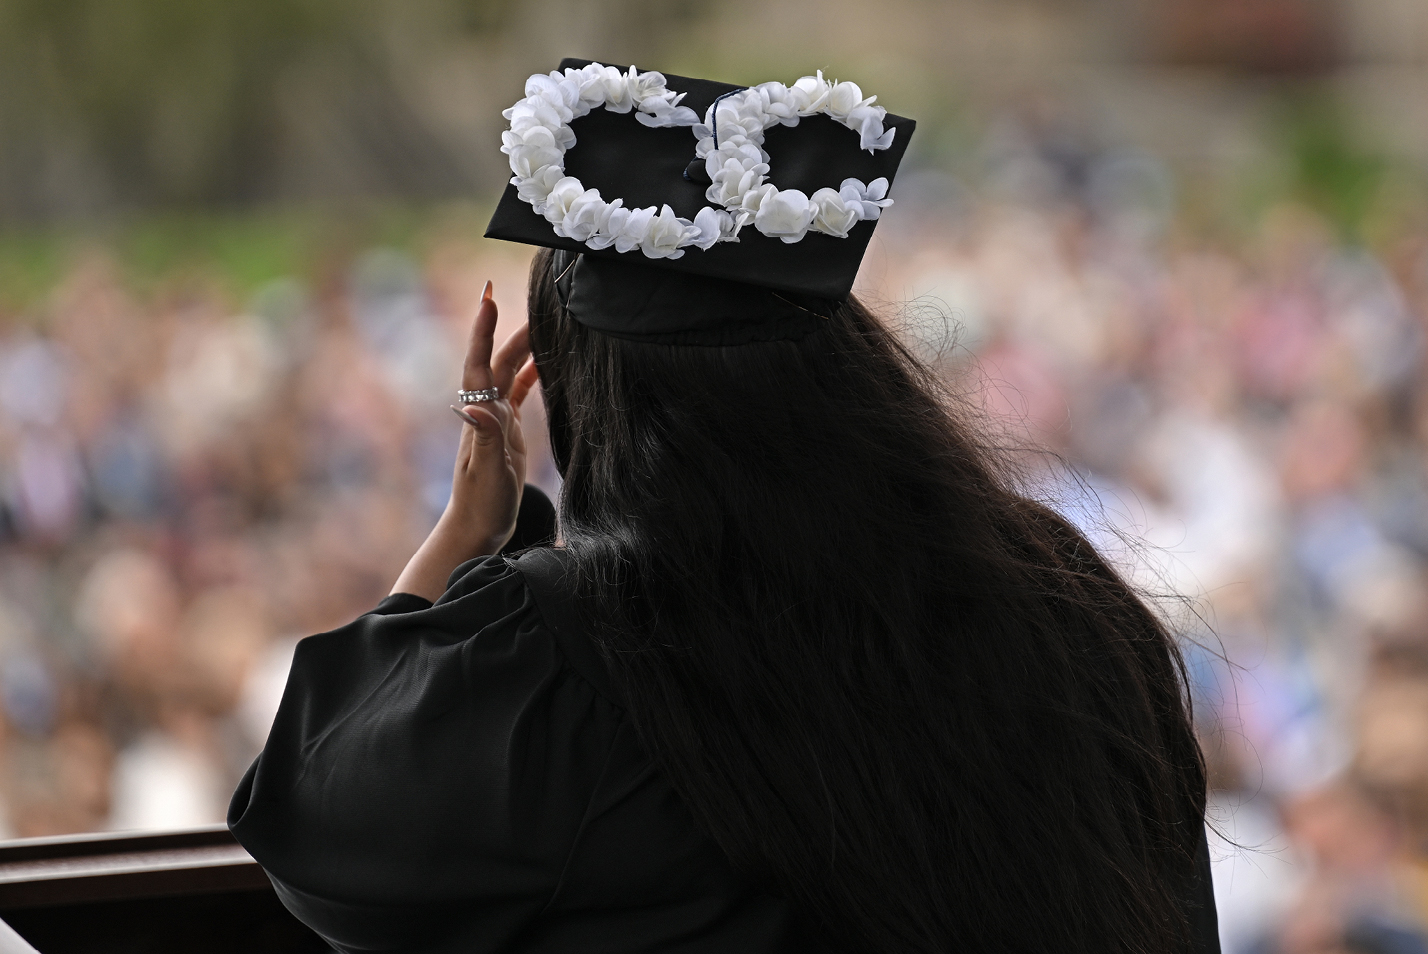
[228,554,627,954]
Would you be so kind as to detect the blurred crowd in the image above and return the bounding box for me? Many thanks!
[0,139,1427,954]
[879,122,1428,952]
[0,240,554,839]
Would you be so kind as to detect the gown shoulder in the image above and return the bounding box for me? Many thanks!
[229,551,794,954]
[228,553,628,952]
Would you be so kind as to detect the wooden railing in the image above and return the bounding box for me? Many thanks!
[0,826,326,952]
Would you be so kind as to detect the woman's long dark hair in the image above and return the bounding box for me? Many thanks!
[526,248,1206,954]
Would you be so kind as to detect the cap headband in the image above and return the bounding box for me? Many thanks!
[551,250,829,346]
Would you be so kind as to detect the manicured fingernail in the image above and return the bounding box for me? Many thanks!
[450,405,481,428]
[481,280,493,302]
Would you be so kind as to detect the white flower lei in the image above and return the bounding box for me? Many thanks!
[501,63,896,260]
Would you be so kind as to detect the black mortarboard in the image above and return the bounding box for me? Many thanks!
[485,58,915,343]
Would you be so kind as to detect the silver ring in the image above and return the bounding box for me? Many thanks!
[458,388,500,404]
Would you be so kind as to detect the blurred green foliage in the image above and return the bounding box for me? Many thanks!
[0,203,460,313]
[1278,96,1388,240]
[0,0,519,216]
[1223,91,1398,243]
[0,233,66,315]
[5,0,343,203]
[0,0,738,223]
[0,0,794,310]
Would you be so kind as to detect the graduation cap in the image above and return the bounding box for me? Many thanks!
[485,58,915,344]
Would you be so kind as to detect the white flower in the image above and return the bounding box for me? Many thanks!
[502,125,566,180]
[706,154,769,208]
[541,177,587,226]
[789,71,831,115]
[700,131,769,209]
[753,188,815,243]
[626,67,673,107]
[585,202,630,250]
[810,188,860,238]
[522,73,564,106]
[636,95,700,128]
[691,206,740,249]
[737,182,776,216]
[558,190,612,242]
[818,79,893,152]
[702,134,771,207]
[825,81,875,123]
[710,92,768,142]
[563,63,619,112]
[505,99,575,150]
[523,72,583,120]
[641,205,698,259]
[589,64,634,113]
[848,106,894,152]
[839,177,893,220]
[704,135,765,172]
[613,206,656,254]
[754,82,801,127]
[515,165,566,209]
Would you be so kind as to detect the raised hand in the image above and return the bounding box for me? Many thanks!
[391,281,540,601]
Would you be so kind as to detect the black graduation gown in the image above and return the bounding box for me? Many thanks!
[229,548,1222,954]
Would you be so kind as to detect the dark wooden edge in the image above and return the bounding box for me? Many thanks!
[0,825,237,863]
[0,826,271,910]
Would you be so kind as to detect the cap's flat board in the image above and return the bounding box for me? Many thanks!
[485,58,915,300]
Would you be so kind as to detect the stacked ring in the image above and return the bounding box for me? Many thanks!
[458,388,501,404]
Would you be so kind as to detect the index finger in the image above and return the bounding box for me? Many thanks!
[462,289,498,391]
